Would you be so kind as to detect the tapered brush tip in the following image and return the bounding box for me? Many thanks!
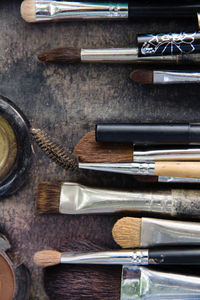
[38,47,81,63]
[34,250,61,267]
[130,69,153,84]
[112,217,141,248]
[36,182,62,213]
[21,0,36,23]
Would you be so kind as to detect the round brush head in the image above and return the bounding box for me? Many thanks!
[20,0,36,23]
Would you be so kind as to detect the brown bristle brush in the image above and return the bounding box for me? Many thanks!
[38,47,81,64]
[73,131,133,163]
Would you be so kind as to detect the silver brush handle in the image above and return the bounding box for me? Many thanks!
[59,182,173,214]
[134,148,200,161]
[141,217,200,247]
[121,265,200,299]
[154,70,200,84]
[35,1,128,21]
[61,250,149,265]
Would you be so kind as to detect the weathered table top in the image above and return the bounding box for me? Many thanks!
[1,1,200,299]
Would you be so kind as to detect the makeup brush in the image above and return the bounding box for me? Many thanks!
[74,131,200,162]
[112,217,200,248]
[20,0,200,23]
[36,181,200,218]
[130,69,200,84]
[35,248,200,267]
[37,32,200,65]
[44,264,200,300]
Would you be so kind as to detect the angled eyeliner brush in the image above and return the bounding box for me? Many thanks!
[130,69,200,84]
[21,0,200,23]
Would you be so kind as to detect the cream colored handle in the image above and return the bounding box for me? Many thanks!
[155,161,200,178]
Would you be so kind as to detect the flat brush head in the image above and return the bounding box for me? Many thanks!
[74,131,133,163]
[36,182,62,213]
[34,250,61,267]
[44,264,121,300]
[38,47,81,63]
[21,0,36,23]
[112,217,141,248]
[130,69,153,84]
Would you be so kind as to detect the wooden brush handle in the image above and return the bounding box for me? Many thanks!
[155,161,200,178]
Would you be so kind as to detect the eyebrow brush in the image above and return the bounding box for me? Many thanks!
[21,0,200,23]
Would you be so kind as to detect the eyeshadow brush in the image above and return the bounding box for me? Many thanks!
[112,217,200,248]
[34,248,200,267]
[130,69,200,84]
[36,181,200,218]
[21,0,200,23]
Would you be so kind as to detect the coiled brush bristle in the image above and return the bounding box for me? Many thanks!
[31,128,78,171]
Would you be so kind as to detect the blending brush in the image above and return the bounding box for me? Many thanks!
[130,69,200,84]
[112,217,200,248]
[34,248,200,267]
[36,181,200,218]
[37,32,200,65]
[20,0,200,23]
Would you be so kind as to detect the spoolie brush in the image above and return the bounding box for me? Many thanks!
[31,128,78,171]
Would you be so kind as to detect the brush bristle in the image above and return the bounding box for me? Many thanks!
[112,217,141,248]
[36,182,62,213]
[34,250,61,267]
[74,131,133,163]
[20,0,36,23]
[44,264,121,300]
[130,69,153,84]
[38,47,81,63]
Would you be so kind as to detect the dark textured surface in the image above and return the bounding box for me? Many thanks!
[0,1,200,299]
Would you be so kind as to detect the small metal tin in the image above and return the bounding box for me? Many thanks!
[0,234,30,300]
[0,95,32,198]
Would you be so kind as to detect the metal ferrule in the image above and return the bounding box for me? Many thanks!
[140,217,200,247]
[158,176,200,183]
[59,182,173,214]
[79,162,155,175]
[35,1,128,21]
[81,48,180,63]
[134,148,200,161]
[60,250,149,265]
[121,265,200,299]
[154,70,200,84]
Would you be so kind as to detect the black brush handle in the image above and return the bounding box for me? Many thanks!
[137,32,200,57]
[96,123,200,144]
[128,0,200,19]
[149,248,200,265]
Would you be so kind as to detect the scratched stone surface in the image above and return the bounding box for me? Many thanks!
[0,1,200,299]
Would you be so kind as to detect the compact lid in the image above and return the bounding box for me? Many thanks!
[0,252,15,300]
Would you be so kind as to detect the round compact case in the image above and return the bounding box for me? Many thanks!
[0,95,32,198]
[0,234,30,300]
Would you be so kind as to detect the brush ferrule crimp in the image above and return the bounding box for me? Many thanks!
[35,1,128,21]
[154,70,200,84]
[60,250,149,265]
